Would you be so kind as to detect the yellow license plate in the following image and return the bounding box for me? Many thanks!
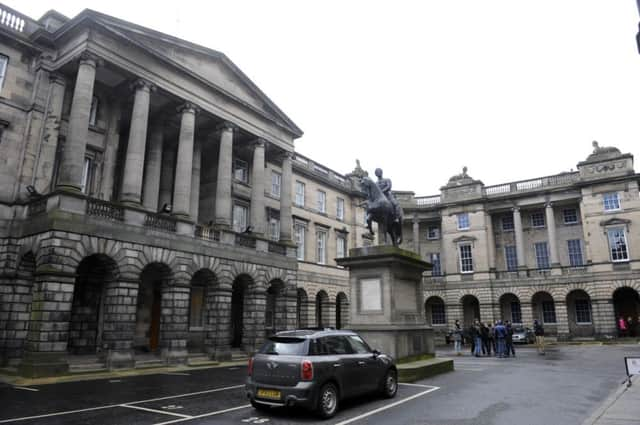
[257,388,281,400]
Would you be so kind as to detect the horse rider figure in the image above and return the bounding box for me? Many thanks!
[375,168,401,224]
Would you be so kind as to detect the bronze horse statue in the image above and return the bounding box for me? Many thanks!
[360,176,403,247]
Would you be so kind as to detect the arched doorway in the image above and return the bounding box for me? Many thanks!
[296,288,308,328]
[499,293,522,325]
[188,269,217,353]
[567,289,594,337]
[231,274,252,348]
[336,292,349,329]
[425,296,446,327]
[136,263,171,352]
[461,295,480,327]
[613,287,640,336]
[532,291,557,335]
[266,280,285,336]
[69,254,118,354]
[315,290,329,328]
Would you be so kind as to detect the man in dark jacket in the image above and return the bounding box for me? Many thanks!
[505,320,516,357]
[480,322,491,356]
[534,319,545,355]
[494,320,507,358]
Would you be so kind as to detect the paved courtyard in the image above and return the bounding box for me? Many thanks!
[0,344,638,425]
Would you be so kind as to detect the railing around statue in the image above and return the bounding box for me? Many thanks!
[144,212,177,232]
[86,198,125,221]
[194,225,220,241]
[235,233,257,249]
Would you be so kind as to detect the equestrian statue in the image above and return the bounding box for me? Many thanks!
[359,167,403,247]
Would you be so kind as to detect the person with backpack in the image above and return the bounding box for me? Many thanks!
[534,319,546,355]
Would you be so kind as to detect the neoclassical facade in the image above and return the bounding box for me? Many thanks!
[400,143,640,342]
[0,7,368,376]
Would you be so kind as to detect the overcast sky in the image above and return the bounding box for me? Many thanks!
[10,1,640,195]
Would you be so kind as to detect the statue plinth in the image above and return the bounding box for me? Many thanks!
[336,245,434,361]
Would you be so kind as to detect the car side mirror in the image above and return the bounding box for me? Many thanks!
[372,349,381,357]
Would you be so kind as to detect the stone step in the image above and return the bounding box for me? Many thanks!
[69,363,107,373]
[397,357,454,382]
[135,358,165,369]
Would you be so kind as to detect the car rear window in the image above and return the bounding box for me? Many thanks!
[259,337,307,355]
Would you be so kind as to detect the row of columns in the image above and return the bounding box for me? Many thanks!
[53,51,294,242]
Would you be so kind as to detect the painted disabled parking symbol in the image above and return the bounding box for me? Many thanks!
[242,417,270,423]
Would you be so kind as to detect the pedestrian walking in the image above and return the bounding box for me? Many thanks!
[472,319,483,357]
[481,322,491,356]
[494,320,507,358]
[534,319,546,355]
[505,320,516,357]
[453,320,463,356]
[618,315,628,337]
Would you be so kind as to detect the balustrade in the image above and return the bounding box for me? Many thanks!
[144,212,177,232]
[194,225,220,241]
[86,198,124,221]
[0,7,26,32]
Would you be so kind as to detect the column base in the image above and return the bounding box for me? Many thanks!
[18,352,69,378]
[106,349,135,370]
[161,348,188,366]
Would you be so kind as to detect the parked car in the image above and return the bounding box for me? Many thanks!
[245,329,398,418]
[512,327,535,344]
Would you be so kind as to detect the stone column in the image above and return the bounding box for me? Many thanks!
[160,284,190,365]
[214,122,235,228]
[142,121,164,210]
[412,216,420,254]
[592,299,616,338]
[190,138,202,222]
[486,213,496,271]
[35,74,66,193]
[100,100,121,201]
[513,207,526,269]
[158,138,176,210]
[250,139,266,235]
[244,287,267,352]
[102,280,138,369]
[210,281,232,361]
[56,53,98,191]
[172,103,198,218]
[545,203,560,266]
[555,301,571,340]
[120,80,154,204]
[279,152,293,242]
[520,301,533,327]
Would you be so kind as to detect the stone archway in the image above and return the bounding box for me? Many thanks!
[499,293,522,325]
[188,269,217,353]
[532,291,557,335]
[136,263,172,352]
[315,290,330,328]
[336,292,349,330]
[425,296,446,327]
[68,254,118,355]
[567,289,594,337]
[265,280,286,336]
[613,287,640,337]
[461,295,480,327]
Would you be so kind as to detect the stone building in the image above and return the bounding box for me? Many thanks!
[400,143,640,342]
[0,6,369,376]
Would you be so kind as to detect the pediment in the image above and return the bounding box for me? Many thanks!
[599,218,631,227]
[453,235,477,243]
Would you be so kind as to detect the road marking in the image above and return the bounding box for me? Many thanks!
[151,404,252,425]
[333,384,440,425]
[0,384,245,423]
[228,367,240,370]
[455,367,485,371]
[12,386,39,392]
[109,379,122,383]
[120,404,192,418]
[162,372,191,376]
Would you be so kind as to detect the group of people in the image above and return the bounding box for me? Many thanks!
[451,318,546,357]
[617,315,639,337]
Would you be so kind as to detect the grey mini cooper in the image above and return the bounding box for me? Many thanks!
[245,329,397,419]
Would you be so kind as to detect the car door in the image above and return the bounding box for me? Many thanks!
[346,335,382,393]
[322,335,363,398]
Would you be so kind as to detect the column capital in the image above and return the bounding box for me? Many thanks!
[216,121,238,132]
[130,78,156,93]
[545,202,554,209]
[511,206,521,213]
[177,102,199,115]
[251,138,267,148]
[78,51,101,68]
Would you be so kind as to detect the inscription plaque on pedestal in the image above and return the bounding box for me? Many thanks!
[360,278,382,311]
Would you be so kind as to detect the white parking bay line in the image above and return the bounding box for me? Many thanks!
[333,384,440,425]
[151,404,252,425]
[12,386,39,392]
[0,384,245,424]
[120,404,193,419]
[162,372,191,376]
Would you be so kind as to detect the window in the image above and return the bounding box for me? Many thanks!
[431,303,446,325]
[233,158,248,183]
[530,211,545,228]
[502,215,514,231]
[607,227,629,262]
[575,299,592,324]
[336,234,347,259]
[563,208,578,224]
[505,245,518,271]
[294,223,305,261]
[295,181,305,206]
[80,157,92,194]
[232,204,248,233]
[542,301,556,323]
[189,285,205,328]
[427,225,440,240]
[567,239,584,267]
[336,197,345,220]
[317,190,326,213]
[346,335,371,354]
[534,242,550,270]
[457,213,470,230]
[271,171,281,198]
[459,244,473,273]
[89,96,99,127]
[603,192,620,211]
[0,55,8,92]
[511,302,522,324]
[316,230,327,264]
[430,253,442,276]
[321,336,353,355]
[269,217,280,241]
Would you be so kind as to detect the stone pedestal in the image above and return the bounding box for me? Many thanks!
[336,246,433,362]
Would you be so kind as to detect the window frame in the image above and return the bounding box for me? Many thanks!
[459,243,474,274]
[426,225,440,240]
[574,299,592,324]
[188,284,205,329]
[430,252,442,276]
[563,208,578,225]
[336,233,347,259]
[603,192,621,212]
[510,301,522,324]
[294,181,305,207]
[504,245,518,272]
[607,227,629,262]
[457,213,470,230]
[530,211,545,228]
[542,301,557,324]
[316,229,327,265]
[431,303,446,325]
[336,197,345,221]
[501,215,514,232]
[534,241,550,270]
[268,216,280,241]
[232,203,248,233]
[89,95,99,127]
[0,54,8,93]
[294,222,306,261]
[233,158,249,183]
[271,171,282,198]
[317,190,326,214]
[567,239,584,267]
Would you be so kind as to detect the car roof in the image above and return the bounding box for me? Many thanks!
[273,328,358,339]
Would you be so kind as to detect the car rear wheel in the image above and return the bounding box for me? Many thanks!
[380,369,398,398]
[316,382,339,419]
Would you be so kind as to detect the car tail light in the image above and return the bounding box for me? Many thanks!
[301,360,313,381]
[248,357,254,376]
